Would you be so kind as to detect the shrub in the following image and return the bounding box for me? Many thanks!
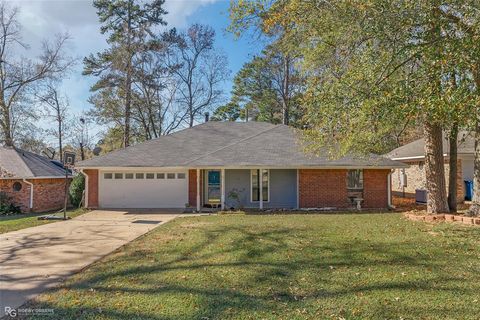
[69,173,85,207]
[0,192,21,215]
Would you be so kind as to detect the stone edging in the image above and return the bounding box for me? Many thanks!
[404,213,480,226]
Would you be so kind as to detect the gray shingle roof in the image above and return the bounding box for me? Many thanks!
[77,121,406,169]
[0,147,68,178]
[386,131,474,160]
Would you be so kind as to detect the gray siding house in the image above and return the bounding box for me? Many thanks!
[78,121,405,211]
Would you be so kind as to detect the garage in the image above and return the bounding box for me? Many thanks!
[98,170,188,208]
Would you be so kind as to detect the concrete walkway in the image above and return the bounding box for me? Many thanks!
[0,209,183,313]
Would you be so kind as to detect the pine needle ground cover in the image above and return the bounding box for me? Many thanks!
[26,213,480,319]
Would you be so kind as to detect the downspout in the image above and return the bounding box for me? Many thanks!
[387,170,394,209]
[22,179,34,211]
[79,169,89,208]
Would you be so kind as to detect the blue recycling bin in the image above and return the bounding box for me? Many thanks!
[465,180,473,201]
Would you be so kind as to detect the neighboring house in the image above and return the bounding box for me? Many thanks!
[77,121,406,211]
[0,147,71,212]
[386,132,474,202]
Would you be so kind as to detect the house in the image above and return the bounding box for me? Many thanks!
[77,121,406,211]
[0,147,71,212]
[386,132,474,202]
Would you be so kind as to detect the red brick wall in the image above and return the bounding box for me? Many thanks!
[0,178,70,213]
[32,178,70,212]
[0,179,32,212]
[299,169,391,209]
[188,169,203,208]
[299,169,349,208]
[84,169,99,208]
[363,169,389,208]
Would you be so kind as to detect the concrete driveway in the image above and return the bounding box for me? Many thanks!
[0,209,182,313]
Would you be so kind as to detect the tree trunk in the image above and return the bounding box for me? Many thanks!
[58,117,63,162]
[448,123,458,212]
[424,121,449,213]
[123,1,133,148]
[80,142,85,161]
[468,120,480,216]
[282,56,290,125]
[1,99,13,147]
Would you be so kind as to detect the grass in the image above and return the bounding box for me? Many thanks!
[25,213,480,320]
[0,208,88,234]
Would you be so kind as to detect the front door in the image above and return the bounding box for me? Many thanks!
[206,170,221,205]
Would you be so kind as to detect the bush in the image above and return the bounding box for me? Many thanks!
[0,192,21,215]
[69,174,85,207]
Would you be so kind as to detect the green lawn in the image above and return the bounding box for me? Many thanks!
[0,208,87,234]
[26,213,480,320]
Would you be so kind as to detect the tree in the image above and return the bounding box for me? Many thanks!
[84,0,167,148]
[163,24,229,127]
[211,101,241,121]
[0,4,73,147]
[37,82,70,161]
[218,47,304,126]
[70,114,94,161]
[228,0,476,214]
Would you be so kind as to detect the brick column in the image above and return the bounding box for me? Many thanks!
[84,169,99,209]
[188,169,203,208]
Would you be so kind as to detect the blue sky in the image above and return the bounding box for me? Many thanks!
[11,0,261,144]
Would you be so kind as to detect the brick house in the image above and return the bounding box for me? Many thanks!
[77,121,405,211]
[0,147,71,212]
[386,132,474,203]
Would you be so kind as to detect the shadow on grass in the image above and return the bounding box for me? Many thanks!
[22,218,480,320]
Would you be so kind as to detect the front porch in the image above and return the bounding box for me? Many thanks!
[188,169,298,212]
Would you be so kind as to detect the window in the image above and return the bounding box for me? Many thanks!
[146,173,155,179]
[177,173,186,179]
[347,169,363,190]
[136,173,144,179]
[157,173,165,179]
[251,169,269,202]
[167,173,175,179]
[114,173,123,179]
[104,173,113,179]
[13,182,22,192]
[125,173,134,179]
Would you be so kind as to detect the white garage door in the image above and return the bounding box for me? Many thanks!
[99,171,188,208]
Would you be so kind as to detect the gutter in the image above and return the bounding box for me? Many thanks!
[387,170,394,209]
[22,179,34,211]
[79,169,88,208]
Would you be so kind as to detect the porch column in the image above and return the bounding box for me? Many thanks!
[196,169,200,212]
[221,168,225,210]
[259,169,263,210]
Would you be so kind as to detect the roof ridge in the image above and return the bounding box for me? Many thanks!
[183,123,280,166]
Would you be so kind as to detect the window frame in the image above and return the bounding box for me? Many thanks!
[146,173,155,179]
[114,173,123,179]
[167,173,175,179]
[157,173,165,179]
[177,173,186,179]
[125,173,134,179]
[135,173,144,179]
[12,181,22,192]
[347,169,364,190]
[250,169,270,203]
[104,173,113,179]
